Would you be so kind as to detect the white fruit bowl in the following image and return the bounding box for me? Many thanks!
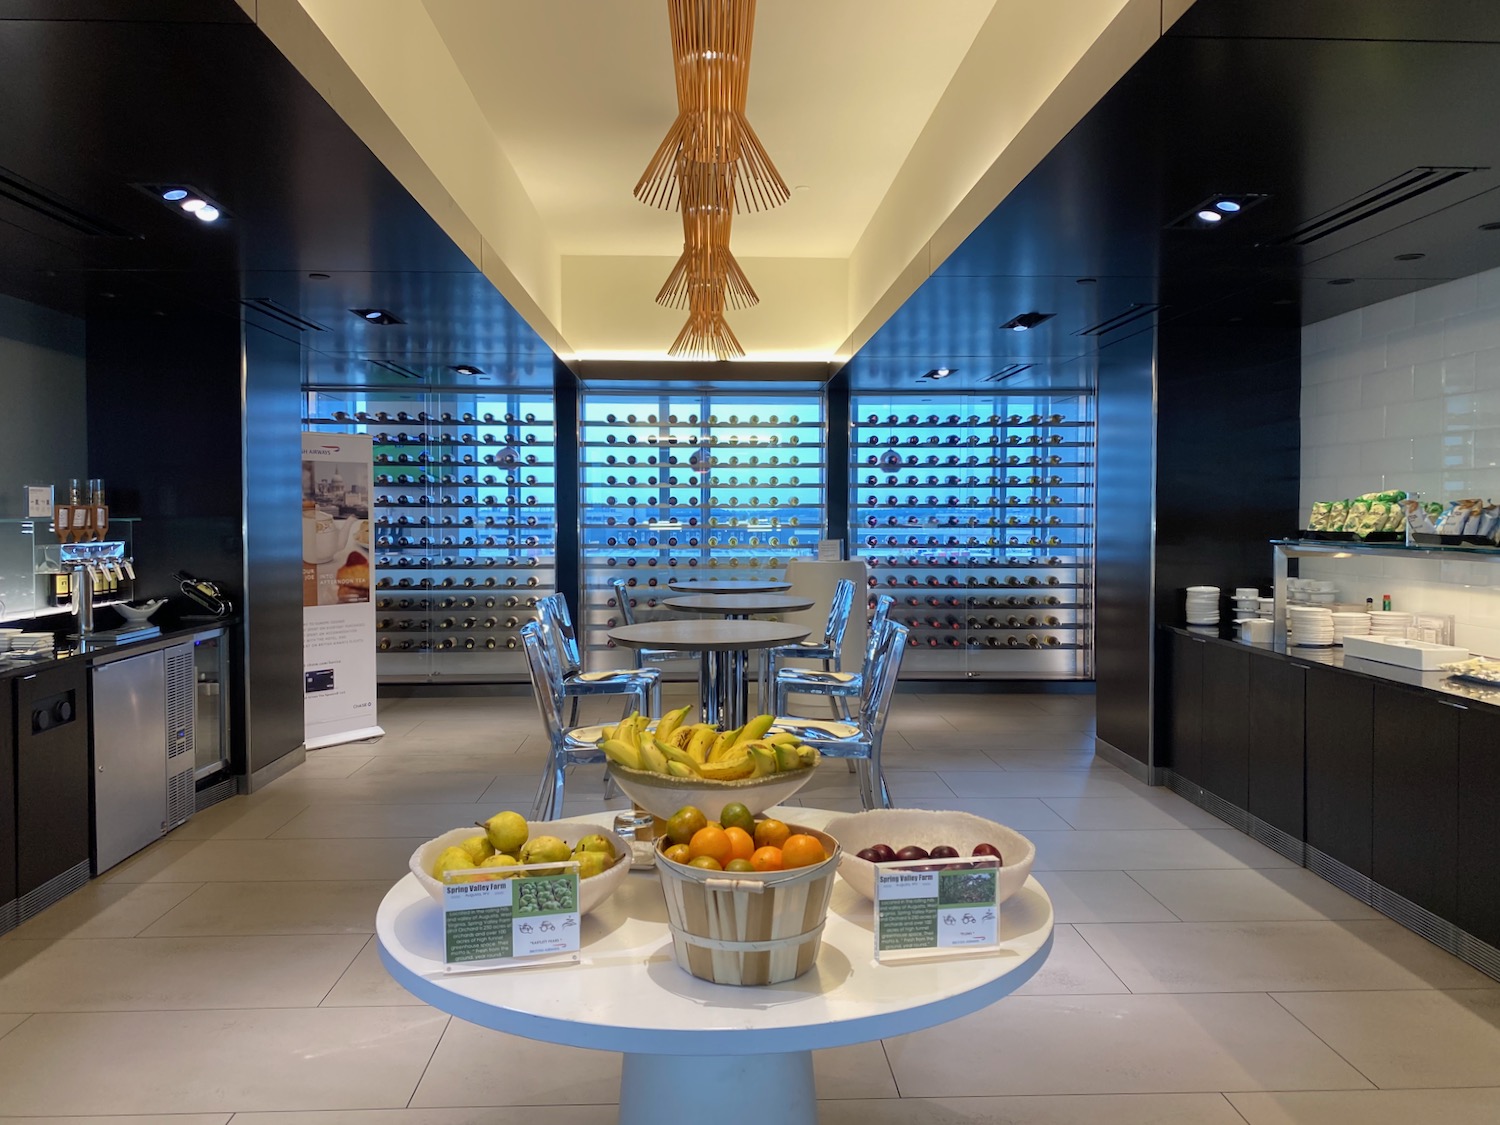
[606,763,817,822]
[409,820,632,911]
[824,809,1036,905]
[115,599,166,623]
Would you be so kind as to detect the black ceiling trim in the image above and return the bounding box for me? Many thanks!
[0,165,135,238]
[1075,303,1164,337]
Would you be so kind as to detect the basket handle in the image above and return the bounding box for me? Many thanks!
[702,876,768,894]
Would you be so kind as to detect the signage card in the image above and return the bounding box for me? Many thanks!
[874,856,1000,962]
[442,861,581,973]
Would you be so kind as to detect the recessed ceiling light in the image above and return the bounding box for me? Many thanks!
[1196,209,1223,223]
[1215,200,1241,213]
[161,188,188,201]
[135,183,228,225]
[1480,221,1500,231]
[308,272,330,280]
[1328,278,1356,286]
[193,205,220,222]
[451,364,486,376]
[1394,252,1425,261]
[350,308,404,325]
[998,311,1054,332]
[1168,193,1268,229]
[1076,277,1097,285]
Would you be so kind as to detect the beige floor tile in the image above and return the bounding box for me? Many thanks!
[806,769,955,800]
[299,753,378,779]
[0,1008,447,1115]
[345,752,531,775]
[0,934,365,1012]
[171,795,311,840]
[986,750,1112,770]
[1013,924,1129,995]
[140,881,390,936]
[101,837,427,884]
[3,882,201,940]
[882,993,1371,1096]
[937,771,1145,799]
[410,1018,622,1106]
[0,1117,231,1124]
[1075,920,1497,993]
[321,939,426,1007]
[1036,871,1178,924]
[901,797,1073,830]
[946,713,1096,734]
[228,1110,618,1125]
[1126,868,1382,922]
[260,772,504,806]
[269,804,504,840]
[882,745,1003,771]
[1228,1088,1500,1125]
[955,731,1101,753]
[1271,989,1500,1087]
[479,775,558,808]
[812,1040,900,1099]
[1029,829,1299,871]
[818,1093,1243,1125]
[1041,795,1229,830]
[0,1015,26,1040]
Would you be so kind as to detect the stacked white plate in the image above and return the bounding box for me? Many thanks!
[1257,596,1275,618]
[1330,612,1372,645]
[1232,587,1260,618]
[1368,610,1413,639]
[1185,586,1220,625]
[1287,606,1335,646]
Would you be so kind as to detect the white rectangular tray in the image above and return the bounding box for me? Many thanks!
[1340,634,1470,670]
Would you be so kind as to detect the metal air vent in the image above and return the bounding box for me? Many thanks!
[1075,303,1164,337]
[984,364,1035,383]
[0,166,136,238]
[240,298,328,333]
[1273,166,1486,246]
[369,360,425,381]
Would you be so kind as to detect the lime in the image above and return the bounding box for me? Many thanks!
[719,802,755,833]
[688,855,723,871]
[724,858,756,873]
[663,843,692,864]
[666,806,708,846]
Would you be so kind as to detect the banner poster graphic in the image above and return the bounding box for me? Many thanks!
[302,431,383,749]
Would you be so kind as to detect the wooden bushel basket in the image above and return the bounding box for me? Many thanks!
[654,826,841,986]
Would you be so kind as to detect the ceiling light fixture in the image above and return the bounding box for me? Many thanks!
[919,367,956,381]
[350,308,404,325]
[636,0,787,359]
[451,365,486,376]
[1328,278,1356,286]
[136,183,227,224]
[1196,209,1223,223]
[1169,193,1268,229]
[1394,252,1426,261]
[999,311,1055,333]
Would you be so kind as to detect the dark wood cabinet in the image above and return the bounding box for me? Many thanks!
[1247,656,1305,840]
[1166,631,1205,783]
[14,663,90,898]
[1201,643,1250,808]
[1305,665,1374,877]
[0,677,14,908]
[1458,706,1500,949]
[1372,687,1460,919]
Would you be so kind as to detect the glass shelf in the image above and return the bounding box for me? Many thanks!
[0,517,140,625]
[851,392,1094,680]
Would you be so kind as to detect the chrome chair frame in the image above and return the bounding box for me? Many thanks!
[609,577,699,670]
[773,594,894,720]
[758,577,855,707]
[535,593,661,725]
[520,621,609,821]
[771,619,908,810]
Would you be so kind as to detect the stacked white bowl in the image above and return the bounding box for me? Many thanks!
[1257,596,1275,618]
[1330,611,1372,645]
[1287,605,1335,646]
[1185,586,1220,625]
[1232,587,1260,618]
[1367,610,1413,639]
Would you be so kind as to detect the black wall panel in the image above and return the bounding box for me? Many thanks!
[1458,707,1500,949]
[1372,688,1460,919]
[1246,656,1305,840]
[1164,630,1204,783]
[1305,665,1373,876]
[1200,643,1250,808]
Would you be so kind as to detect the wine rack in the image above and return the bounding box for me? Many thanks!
[303,388,557,683]
[579,392,826,670]
[849,393,1094,679]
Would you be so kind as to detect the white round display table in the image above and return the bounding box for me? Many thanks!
[377,806,1054,1125]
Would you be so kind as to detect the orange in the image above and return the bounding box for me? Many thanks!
[688,824,732,864]
[753,818,791,850]
[666,807,708,847]
[749,846,784,872]
[781,834,826,869]
[663,843,692,865]
[723,826,755,863]
[688,855,722,871]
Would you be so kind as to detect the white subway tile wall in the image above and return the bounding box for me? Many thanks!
[1300,267,1500,658]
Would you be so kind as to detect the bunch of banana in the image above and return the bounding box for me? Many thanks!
[598,707,818,782]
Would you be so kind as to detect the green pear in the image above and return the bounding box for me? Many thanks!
[431,845,479,880]
[478,853,521,877]
[519,835,572,875]
[573,833,617,862]
[480,810,528,856]
[459,834,495,864]
[574,850,610,880]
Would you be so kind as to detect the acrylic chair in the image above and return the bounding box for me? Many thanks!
[609,577,699,671]
[773,595,894,720]
[521,621,610,821]
[758,577,855,707]
[535,593,661,725]
[770,619,908,810]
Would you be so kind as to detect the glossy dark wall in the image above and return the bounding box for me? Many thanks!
[242,323,305,776]
[84,303,243,602]
[552,357,581,625]
[1094,330,1156,764]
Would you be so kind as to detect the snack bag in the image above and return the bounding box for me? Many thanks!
[1356,502,1388,537]
[1308,502,1332,531]
[1327,500,1350,531]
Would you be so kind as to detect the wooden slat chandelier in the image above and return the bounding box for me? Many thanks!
[635,0,788,359]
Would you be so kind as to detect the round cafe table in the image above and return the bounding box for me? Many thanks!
[661,592,815,620]
[608,619,808,728]
[665,577,791,594]
[377,806,1054,1125]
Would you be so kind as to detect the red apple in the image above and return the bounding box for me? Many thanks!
[972,842,1004,862]
[895,845,930,862]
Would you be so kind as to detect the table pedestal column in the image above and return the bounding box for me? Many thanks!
[620,1050,816,1125]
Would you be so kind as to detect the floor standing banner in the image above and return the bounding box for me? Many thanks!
[302,431,384,749]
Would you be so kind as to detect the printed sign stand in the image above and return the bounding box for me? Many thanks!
[873,856,1001,963]
[440,860,582,974]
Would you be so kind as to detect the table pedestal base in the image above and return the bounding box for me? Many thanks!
[620,1049,815,1125]
[698,650,753,730]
